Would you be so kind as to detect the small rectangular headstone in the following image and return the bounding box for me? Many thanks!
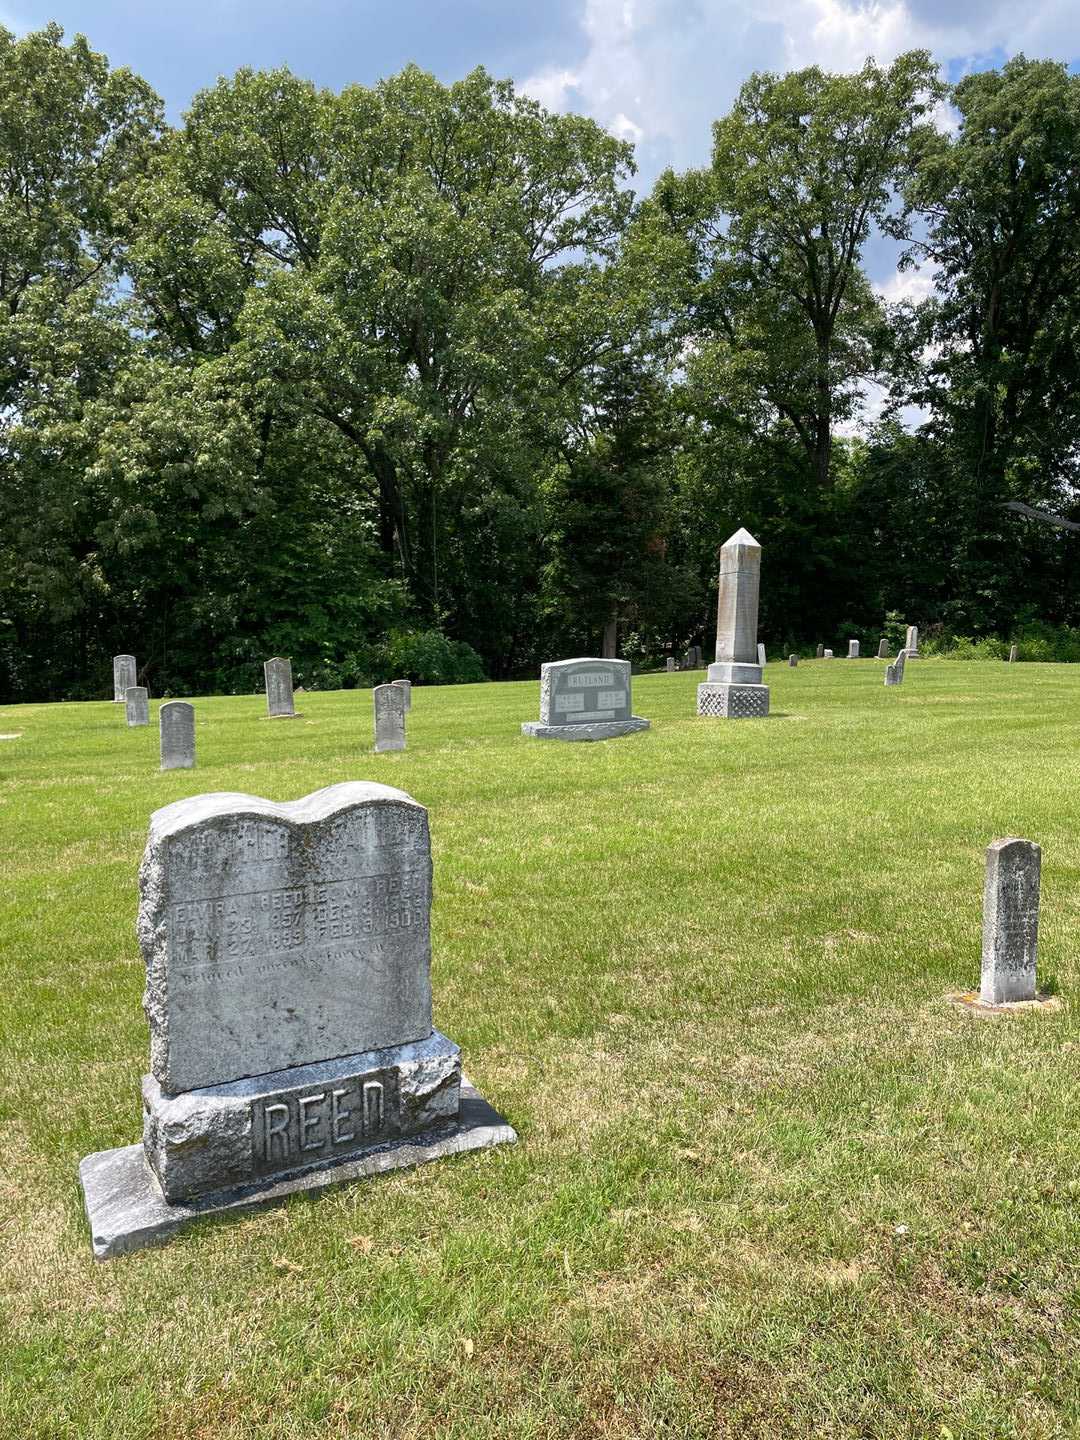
[392,679,412,711]
[823,649,833,659]
[816,644,824,659]
[980,837,1040,1005]
[757,643,766,667]
[847,639,859,658]
[160,702,195,770]
[125,687,149,727]
[1009,644,1018,663]
[905,624,919,654]
[665,657,675,673]
[264,657,296,718]
[113,654,137,703]
[788,654,798,667]
[374,683,406,752]
[878,638,889,659]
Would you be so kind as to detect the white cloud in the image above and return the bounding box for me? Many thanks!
[520,0,1080,187]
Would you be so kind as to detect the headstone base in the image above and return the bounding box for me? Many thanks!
[80,1078,516,1260]
[265,712,303,720]
[143,1031,462,1202]
[521,718,650,742]
[696,683,770,719]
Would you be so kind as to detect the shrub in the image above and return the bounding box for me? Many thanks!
[374,629,486,685]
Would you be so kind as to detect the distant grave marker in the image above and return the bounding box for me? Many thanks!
[374,683,406,752]
[125,687,149,727]
[160,702,195,771]
[113,655,137,704]
[264,658,298,718]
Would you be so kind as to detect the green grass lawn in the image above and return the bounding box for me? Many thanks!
[4,660,1080,1439]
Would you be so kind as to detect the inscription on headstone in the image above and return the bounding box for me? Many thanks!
[160,701,195,770]
[125,687,149,727]
[113,654,137,703]
[374,683,407,752]
[80,783,517,1257]
[980,837,1040,1005]
[264,657,297,718]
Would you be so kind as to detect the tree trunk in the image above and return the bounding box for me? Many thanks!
[602,614,618,658]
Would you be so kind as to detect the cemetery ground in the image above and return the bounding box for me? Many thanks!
[3,661,1080,1440]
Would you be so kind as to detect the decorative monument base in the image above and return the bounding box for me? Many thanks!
[696,683,770,718]
[521,717,650,742]
[80,1078,516,1260]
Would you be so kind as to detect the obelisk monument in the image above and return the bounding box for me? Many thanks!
[696,528,770,718]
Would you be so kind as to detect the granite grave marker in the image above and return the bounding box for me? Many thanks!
[980,838,1040,1005]
[264,658,297,718]
[374,684,407,752]
[125,687,149,727]
[160,702,195,771]
[113,654,137,703]
[522,658,649,741]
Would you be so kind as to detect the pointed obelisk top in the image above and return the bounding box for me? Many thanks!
[723,527,760,550]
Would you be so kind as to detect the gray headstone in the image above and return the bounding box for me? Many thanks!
[1009,644,1018,663]
[139,784,435,1092]
[878,638,889,659]
[757,642,767,667]
[980,837,1040,1005]
[523,658,649,741]
[815,644,824,659]
[160,701,195,770]
[665,657,675,673]
[374,683,407,752]
[698,529,769,719]
[905,625,919,655]
[823,649,833,659]
[264,657,296,718]
[848,639,859,658]
[788,654,798,667]
[79,782,516,1257]
[884,650,907,686]
[113,654,137,703]
[125,686,149,727]
[392,679,412,711]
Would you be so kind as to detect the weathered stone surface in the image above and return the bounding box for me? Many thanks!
[264,657,297,717]
[392,679,412,711]
[81,1078,516,1261]
[139,783,433,1092]
[815,644,824,659]
[696,683,769,718]
[905,625,919,655]
[788,654,798,667]
[884,650,907,686]
[757,643,767,667]
[126,687,149,727]
[878,638,889,659]
[665,657,675,673]
[160,702,195,771]
[374,684,407,752]
[1009,644,1018,663]
[143,1030,461,1201]
[113,654,137,703]
[525,657,649,741]
[848,639,859,658]
[980,838,1040,1005]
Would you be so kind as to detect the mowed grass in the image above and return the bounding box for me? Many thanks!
[3,660,1080,1440]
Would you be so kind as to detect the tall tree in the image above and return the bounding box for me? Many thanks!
[647,52,943,490]
[902,57,1080,631]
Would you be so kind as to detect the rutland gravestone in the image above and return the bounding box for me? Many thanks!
[522,658,649,741]
[264,658,297,718]
[78,782,516,1258]
[697,529,769,719]
[113,655,137,703]
[980,838,1040,1006]
[160,702,195,771]
[374,684,406,752]
[125,687,149,728]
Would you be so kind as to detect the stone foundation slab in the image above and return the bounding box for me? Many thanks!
[521,717,650,742]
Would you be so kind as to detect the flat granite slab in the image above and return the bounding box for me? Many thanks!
[521,717,650,742]
[80,1080,516,1260]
